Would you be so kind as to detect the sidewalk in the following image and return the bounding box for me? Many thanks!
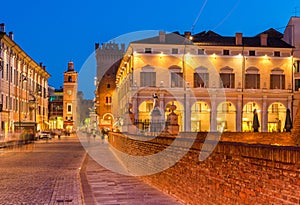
[78,133,182,205]
[81,155,182,205]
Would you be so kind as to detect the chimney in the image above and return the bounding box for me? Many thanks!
[184,31,191,39]
[260,33,268,46]
[8,31,14,40]
[95,43,99,50]
[43,66,46,70]
[0,23,5,32]
[39,62,43,68]
[68,61,74,71]
[235,32,243,45]
[159,31,166,43]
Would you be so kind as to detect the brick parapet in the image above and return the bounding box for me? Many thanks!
[109,132,300,204]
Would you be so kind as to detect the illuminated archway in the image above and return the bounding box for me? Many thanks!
[217,102,236,132]
[165,101,184,132]
[191,101,210,132]
[242,102,261,132]
[268,102,286,132]
[102,113,114,128]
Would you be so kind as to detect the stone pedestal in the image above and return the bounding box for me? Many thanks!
[150,107,163,133]
[122,103,136,134]
[166,103,179,135]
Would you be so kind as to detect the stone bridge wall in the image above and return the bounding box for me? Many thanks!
[108,132,300,205]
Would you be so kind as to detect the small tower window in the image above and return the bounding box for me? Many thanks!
[68,76,72,82]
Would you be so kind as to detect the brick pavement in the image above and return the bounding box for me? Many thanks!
[0,135,85,205]
[0,133,182,204]
[79,132,182,205]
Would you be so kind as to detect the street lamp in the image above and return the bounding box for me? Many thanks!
[18,73,27,129]
[29,89,41,129]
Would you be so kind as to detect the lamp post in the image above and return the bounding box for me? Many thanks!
[18,73,27,130]
[29,89,41,130]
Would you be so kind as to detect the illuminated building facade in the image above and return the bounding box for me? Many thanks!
[0,23,50,134]
[48,86,63,130]
[114,27,296,133]
[94,42,124,130]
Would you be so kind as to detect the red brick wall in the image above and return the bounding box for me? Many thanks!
[108,132,300,205]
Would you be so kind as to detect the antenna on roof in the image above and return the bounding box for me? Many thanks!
[293,6,299,17]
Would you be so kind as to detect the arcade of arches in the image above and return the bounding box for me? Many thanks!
[135,100,289,132]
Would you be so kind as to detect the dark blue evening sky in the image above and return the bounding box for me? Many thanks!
[0,0,299,99]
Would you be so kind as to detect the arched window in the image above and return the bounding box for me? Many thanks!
[68,76,72,82]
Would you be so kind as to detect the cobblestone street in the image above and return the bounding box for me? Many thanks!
[0,134,181,205]
[0,136,85,204]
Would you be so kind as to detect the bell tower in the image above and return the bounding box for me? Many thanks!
[63,61,78,133]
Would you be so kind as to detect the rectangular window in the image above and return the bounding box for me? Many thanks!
[194,103,201,112]
[10,66,12,83]
[105,96,112,105]
[172,48,178,54]
[222,103,229,113]
[249,50,256,56]
[0,61,3,78]
[145,48,152,53]
[270,74,285,89]
[295,60,300,73]
[9,97,12,110]
[198,49,205,55]
[140,72,156,87]
[274,51,280,57]
[6,64,8,81]
[220,73,235,88]
[5,96,8,109]
[194,73,209,88]
[67,104,72,113]
[272,104,279,113]
[223,50,230,55]
[171,72,183,88]
[245,74,260,89]
[295,79,300,91]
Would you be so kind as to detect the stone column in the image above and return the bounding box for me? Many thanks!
[185,92,191,132]
[210,95,217,132]
[236,95,242,132]
[261,96,268,132]
[132,97,138,121]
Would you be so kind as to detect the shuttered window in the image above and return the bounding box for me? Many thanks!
[140,72,156,87]
[245,74,260,89]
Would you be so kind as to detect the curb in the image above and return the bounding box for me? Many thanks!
[79,152,97,205]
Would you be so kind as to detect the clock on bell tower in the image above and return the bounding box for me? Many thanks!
[63,61,78,133]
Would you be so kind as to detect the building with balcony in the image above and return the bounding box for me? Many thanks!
[113,27,296,133]
[0,23,50,134]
